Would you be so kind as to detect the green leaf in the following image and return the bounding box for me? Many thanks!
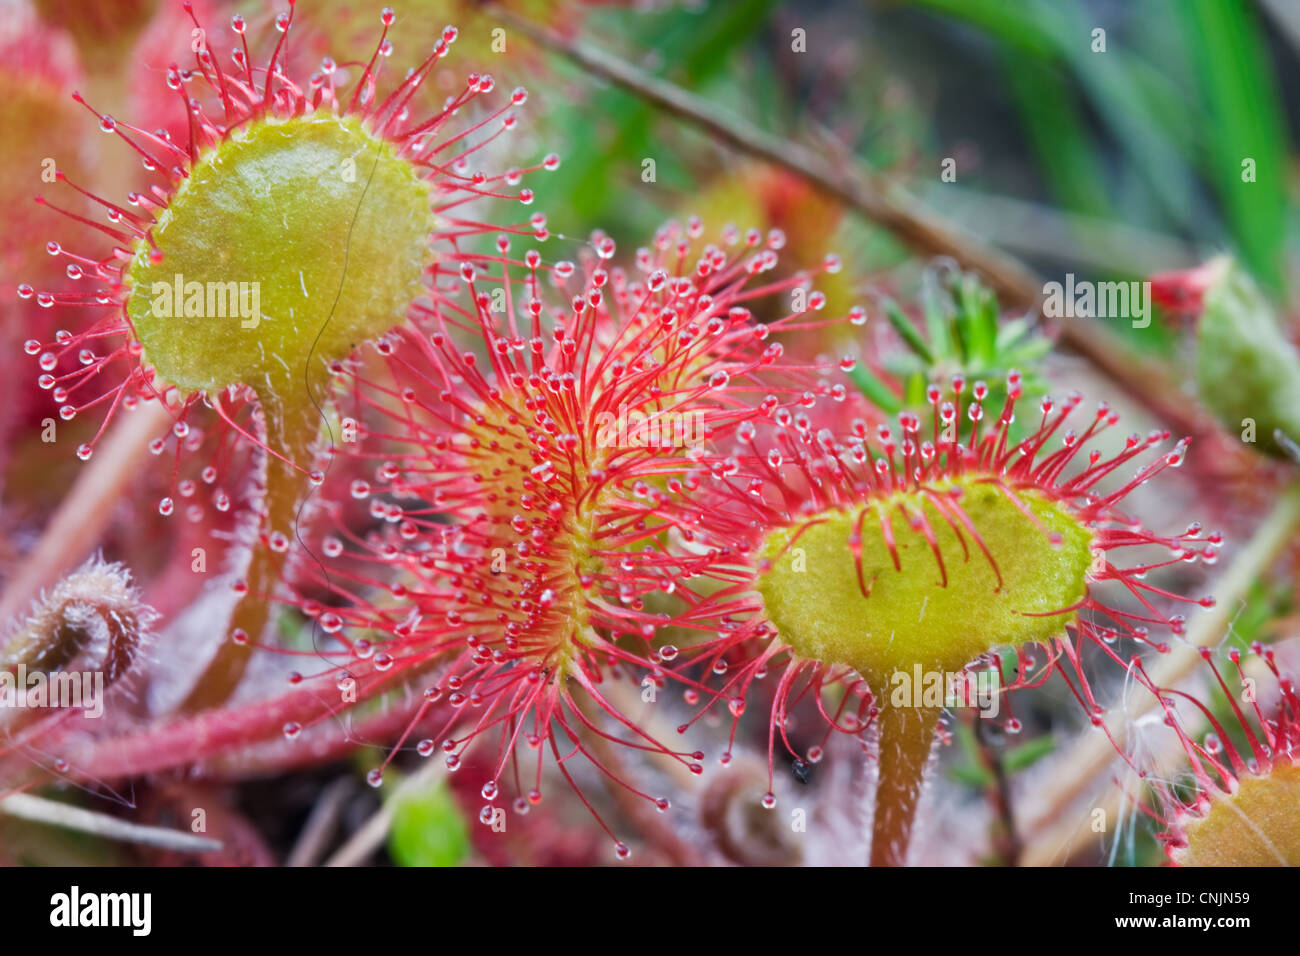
[909,0,1201,231]
[905,0,1056,57]
[885,299,934,364]
[388,778,471,868]
[848,364,904,414]
[1004,734,1056,774]
[999,52,1113,218]
[948,727,1057,787]
[1177,0,1288,289]
[922,287,953,357]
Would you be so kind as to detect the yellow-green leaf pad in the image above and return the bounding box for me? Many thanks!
[126,113,436,402]
[1174,762,1300,866]
[756,478,1094,685]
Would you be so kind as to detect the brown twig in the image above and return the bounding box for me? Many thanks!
[287,777,356,867]
[491,7,1218,441]
[493,6,1038,299]
[972,713,1022,866]
[0,791,223,853]
[909,184,1199,276]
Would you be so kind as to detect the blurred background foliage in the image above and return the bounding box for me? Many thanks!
[518,0,1299,351]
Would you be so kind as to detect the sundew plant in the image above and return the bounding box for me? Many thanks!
[2,0,1300,877]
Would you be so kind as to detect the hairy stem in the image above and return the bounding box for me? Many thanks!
[870,704,940,866]
[180,401,323,712]
[24,655,381,784]
[973,712,1022,865]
